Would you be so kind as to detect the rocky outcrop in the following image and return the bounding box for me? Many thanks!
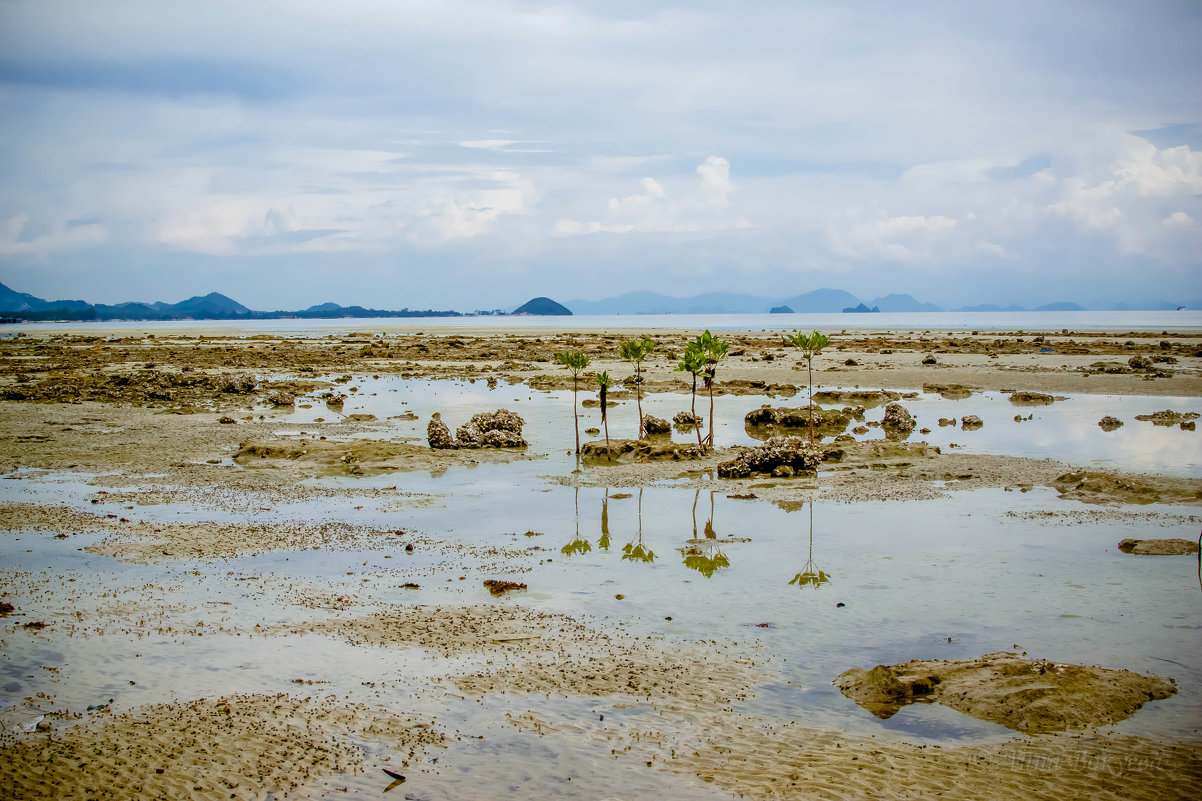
[744,405,857,439]
[1134,409,1200,426]
[923,383,975,400]
[427,413,456,449]
[673,410,702,427]
[1009,391,1063,405]
[581,439,708,463]
[960,415,983,430]
[716,437,827,478]
[880,403,915,438]
[812,390,899,408]
[834,652,1177,734]
[429,409,527,449]
[1098,416,1124,431]
[1117,538,1199,555]
[642,415,671,435]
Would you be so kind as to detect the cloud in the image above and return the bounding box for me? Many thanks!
[697,156,732,209]
[412,171,534,243]
[825,212,958,263]
[556,156,741,236]
[1162,211,1193,227]
[0,213,108,258]
[1047,137,1202,253]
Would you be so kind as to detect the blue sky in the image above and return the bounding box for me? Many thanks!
[0,0,1199,310]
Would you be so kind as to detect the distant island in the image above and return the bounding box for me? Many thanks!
[512,297,572,316]
[0,282,465,322]
[1,280,1196,322]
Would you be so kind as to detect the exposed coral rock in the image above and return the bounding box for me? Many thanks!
[1098,416,1124,431]
[880,403,915,438]
[580,439,708,463]
[812,390,898,408]
[673,410,702,427]
[1117,538,1199,555]
[937,417,956,427]
[427,412,456,449]
[1052,470,1202,505]
[960,415,983,430]
[452,409,528,449]
[744,405,856,438]
[834,651,1176,733]
[924,383,975,399]
[1009,391,1063,405]
[1134,409,1200,426]
[716,436,826,478]
[642,415,671,435]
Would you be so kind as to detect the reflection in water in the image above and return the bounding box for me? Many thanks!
[790,502,831,589]
[562,486,592,556]
[622,488,655,563]
[680,488,730,577]
[598,489,611,551]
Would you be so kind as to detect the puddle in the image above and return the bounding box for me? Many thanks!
[2,375,1201,795]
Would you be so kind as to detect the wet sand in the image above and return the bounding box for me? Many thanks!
[2,326,1200,799]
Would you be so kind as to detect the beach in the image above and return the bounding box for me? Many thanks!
[1,323,1200,799]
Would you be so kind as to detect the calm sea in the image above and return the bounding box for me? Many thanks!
[7,309,1202,336]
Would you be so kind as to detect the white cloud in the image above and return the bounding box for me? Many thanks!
[825,212,958,263]
[556,156,741,236]
[412,171,534,243]
[697,156,732,209]
[607,177,666,215]
[1047,138,1202,254]
[0,213,108,258]
[975,239,1010,258]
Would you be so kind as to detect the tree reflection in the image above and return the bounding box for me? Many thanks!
[680,488,730,577]
[621,487,655,563]
[598,488,611,551]
[789,501,831,589]
[562,486,592,556]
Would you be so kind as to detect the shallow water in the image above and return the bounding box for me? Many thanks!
[270,375,1202,477]
[3,376,1201,798]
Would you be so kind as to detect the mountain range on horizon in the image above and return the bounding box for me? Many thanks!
[561,288,1198,315]
[0,280,1197,320]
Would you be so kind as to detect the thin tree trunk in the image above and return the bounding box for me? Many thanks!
[635,364,644,439]
[573,377,580,454]
[691,375,702,447]
[807,358,814,446]
[603,415,610,459]
[707,383,715,446]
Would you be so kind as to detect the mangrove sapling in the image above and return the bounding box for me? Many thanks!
[675,343,708,447]
[555,350,590,454]
[595,370,612,457]
[785,330,831,446]
[695,330,728,447]
[619,336,657,438]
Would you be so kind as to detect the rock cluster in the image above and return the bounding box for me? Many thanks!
[1134,409,1200,427]
[880,403,915,437]
[744,405,858,438]
[672,410,702,427]
[642,415,671,435]
[716,436,827,478]
[1117,538,1199,555]
[428,409,527,449]
[580,439,708,463]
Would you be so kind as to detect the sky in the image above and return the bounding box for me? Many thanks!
[0,0,1200,312]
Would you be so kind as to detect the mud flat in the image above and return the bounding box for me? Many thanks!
[2,325,1201,799]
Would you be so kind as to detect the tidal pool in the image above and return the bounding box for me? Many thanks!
[2,375,1200,799]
